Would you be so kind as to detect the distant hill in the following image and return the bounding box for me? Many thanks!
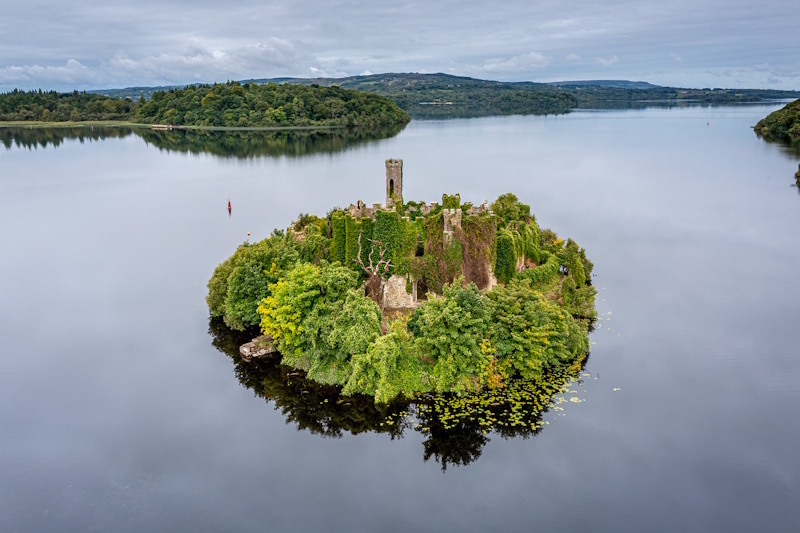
[547,80,660,90]
[246,73,578,118]
[88,73,800,119]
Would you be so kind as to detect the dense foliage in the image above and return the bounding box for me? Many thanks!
[0,89,133,122]
[134,82,409,128]
[0,82,410,128]
[207,191,597,403]
[755,98,800,147]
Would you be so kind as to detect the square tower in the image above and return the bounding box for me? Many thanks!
[385,159,403,207]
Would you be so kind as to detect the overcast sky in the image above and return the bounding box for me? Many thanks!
[1,0,798,91]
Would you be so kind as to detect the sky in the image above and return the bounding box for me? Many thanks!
[1,0,799,91]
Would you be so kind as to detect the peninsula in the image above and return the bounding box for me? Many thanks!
[207,160,596,403]
[755,98,800,180]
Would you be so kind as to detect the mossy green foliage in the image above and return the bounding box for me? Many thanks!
[494,229,517,283]
[755,98,800,145]
[330,211,346,264]
[344,214,361,271]
[358,217,374,267]
[206,236,299,330]
[395,216,423,276]
[372,210,400,270]
[411,212,463,293]
[441,193,461,209]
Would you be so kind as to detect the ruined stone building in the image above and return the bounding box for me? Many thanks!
[344,159,496,309]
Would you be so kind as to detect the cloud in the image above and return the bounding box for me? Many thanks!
[482,51,551,73]
[2,1,800,89]
[1,59,96,87]
[595,55,619,67]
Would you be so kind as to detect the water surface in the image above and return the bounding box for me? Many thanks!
[1,106,798,531]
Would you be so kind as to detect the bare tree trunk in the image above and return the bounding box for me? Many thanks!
[354,230,393,310]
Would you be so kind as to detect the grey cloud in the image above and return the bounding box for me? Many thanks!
[1,0,799,90]
[482,52,552,73]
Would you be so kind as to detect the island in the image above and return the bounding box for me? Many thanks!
[207,160,596,403]
[0,81,409,129]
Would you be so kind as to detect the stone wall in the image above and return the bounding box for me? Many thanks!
[466,201,492,216]
[382,274,417,309]
[443,208,462,246]
[349,200,379,220]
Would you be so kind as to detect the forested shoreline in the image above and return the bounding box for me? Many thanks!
[0,82,410,128]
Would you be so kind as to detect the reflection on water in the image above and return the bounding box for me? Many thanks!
[209,317,588,470]
[140,125,406,158]
[0,124,406,158]
[0,126,135,150]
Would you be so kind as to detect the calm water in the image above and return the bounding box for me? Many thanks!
[1,106,799,531]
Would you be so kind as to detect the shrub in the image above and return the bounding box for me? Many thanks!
[491,193,531,227]
[344,317,429,403]
[487,278,588,380]
[409,281,490,393]
[207,237,299,330]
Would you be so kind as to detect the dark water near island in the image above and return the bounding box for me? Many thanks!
[1,105,799,531]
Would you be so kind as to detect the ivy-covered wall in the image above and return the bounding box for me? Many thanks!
[344,214,361,271]
[373,210,400,273]
[494,228,517,284]
[331,211,346,264]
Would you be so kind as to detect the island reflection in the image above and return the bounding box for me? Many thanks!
[208,317,589,471]
[0,123,406,158]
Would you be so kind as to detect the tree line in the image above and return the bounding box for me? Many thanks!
[0,82,410,128]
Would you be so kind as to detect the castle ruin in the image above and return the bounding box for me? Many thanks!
[343,159,495,309]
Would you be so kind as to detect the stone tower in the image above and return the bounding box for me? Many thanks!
[385,159,403,207]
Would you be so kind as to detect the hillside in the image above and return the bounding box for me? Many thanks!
[246,73,800,117]
[755,98,800,146]
[248,73,578,118]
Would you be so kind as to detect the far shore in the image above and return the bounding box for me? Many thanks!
[0,120,353,132]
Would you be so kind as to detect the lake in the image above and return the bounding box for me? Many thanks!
[1,105,799,531]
